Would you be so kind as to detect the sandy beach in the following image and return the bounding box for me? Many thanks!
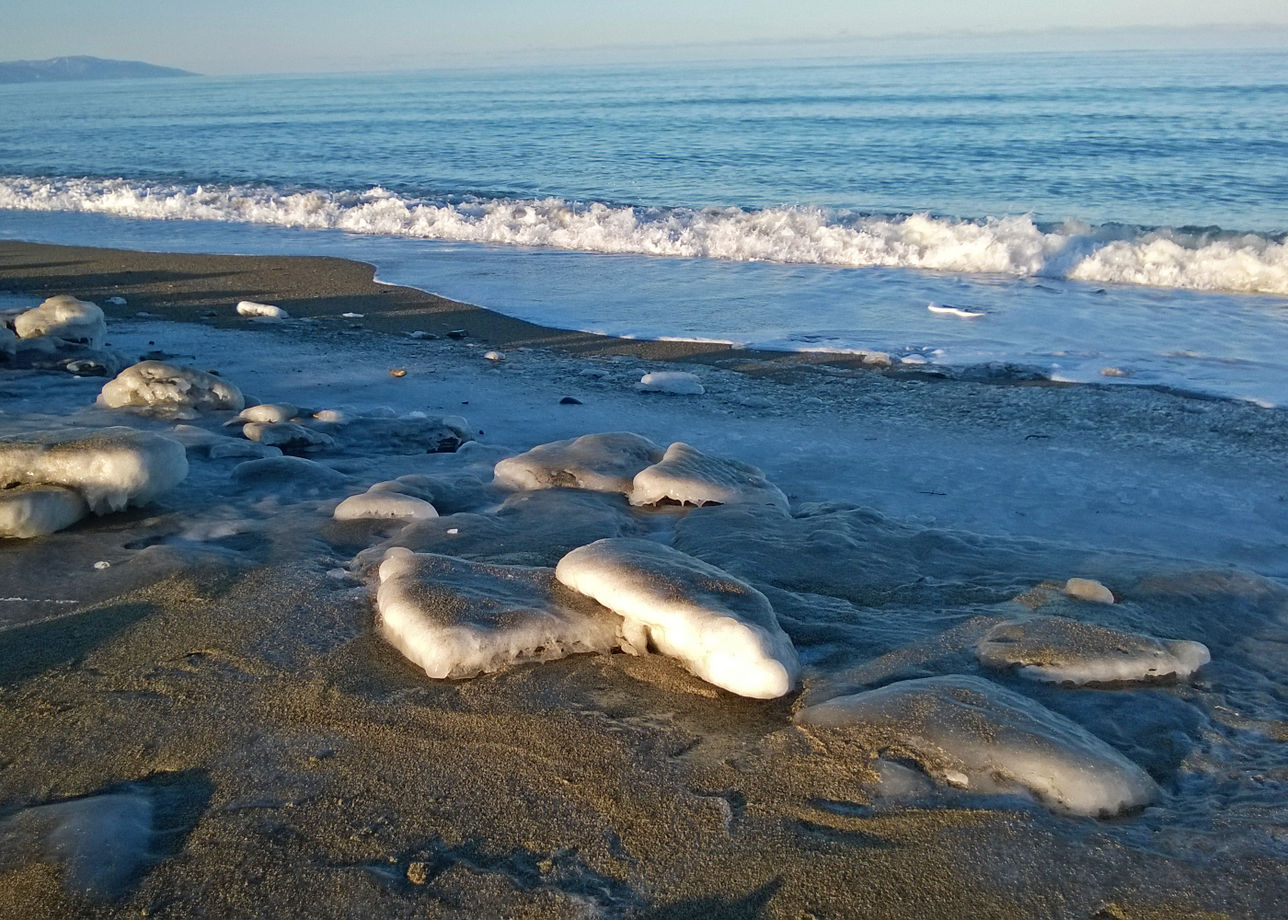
[2,240,1286,918]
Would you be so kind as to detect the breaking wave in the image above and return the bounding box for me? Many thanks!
[2,176,1285,296]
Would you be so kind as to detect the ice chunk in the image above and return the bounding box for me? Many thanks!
[630,442,789,513]
[335,414,474,454]
[0,484,88,538]
[796,675,1158,817]
[1064,577,1115,604]
[637,371,705,395]
[976,616,1211,685]
[0,791,153,899]
[229,403,301,425]
[494,431,664,495]
[98,360,245,412]
[236,300,289,320]
[555,538,800,699]
[376,548,619,679]
[334,488,438,522]
[13,295,106,349]
[242,421,335,452]
[0,427,188,514]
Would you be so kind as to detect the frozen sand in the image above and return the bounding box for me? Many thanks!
[2,241,1287,917]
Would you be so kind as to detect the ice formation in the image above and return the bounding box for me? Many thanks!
[0,427,188,516]
[630,442,790,513]
[796,675,1158,817]
[0,791,154,899]
[229,456,350,496]
[376,548,620,679]
[236,300,289,319]
[241,421,334,452]
[637,371,705,395]
[975,616,1211,685]
[0,484,89,539]
[1064,577,1116,604]
[230,402,302,424]
[98,360,245,412]
[493,431,665,495]
[13,294,107,349]
[334,487,438,522]
[555,538,800,699]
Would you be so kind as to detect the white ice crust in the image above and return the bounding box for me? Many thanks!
[630,441,790,513]
[0,484,89,539]
[637,371,705,395]
[231,403,301,424]
[13,294,107,349]
[236,300,289,319]
[334,487,438,522]
[0,427,189,515]
[376,548,619,679]
[555,537,800,699]
[98,360,245,412]
[976,616,1211,685]
[493,431,665,494]
[798,675,1158,817]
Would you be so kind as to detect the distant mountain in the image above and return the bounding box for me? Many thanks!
[0,55,196,84]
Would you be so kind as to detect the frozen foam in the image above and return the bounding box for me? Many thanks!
[630,442,789,513]
[797,675,1158,817]
[236,300,289,319]
[98,360,245,412]
[976,616,1211,685]
[493,431,665,494]
[555,537,800,699]
[376,548,619,679]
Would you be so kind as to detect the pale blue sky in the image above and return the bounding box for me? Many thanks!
[5,1,1287,74]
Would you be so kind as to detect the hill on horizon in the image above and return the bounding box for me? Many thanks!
[0,55,196,84]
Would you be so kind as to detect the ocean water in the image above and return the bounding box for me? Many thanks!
[2,48,1287,402]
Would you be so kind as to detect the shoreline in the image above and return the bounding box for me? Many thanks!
[3,238,1287,917]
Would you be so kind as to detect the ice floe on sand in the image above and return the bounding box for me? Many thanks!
[235,299,289,320]
[494,431,664,495]
[629,441,789,512]
[13,294,107,350]
[0,427,188,534]
[98,360,245,413]
[797,675,1159,817]
[376,548,619,678]
[976,615,1211,685]
[556,538,801,699]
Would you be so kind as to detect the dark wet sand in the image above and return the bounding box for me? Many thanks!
[1,240,1283,918]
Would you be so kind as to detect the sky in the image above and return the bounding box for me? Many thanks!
[4,1,1288,74]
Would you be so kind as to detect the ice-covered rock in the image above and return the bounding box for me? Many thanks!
[334,488,438,522]
[0,484,89,539]
[229,403,301,425]
[98,360,245,413]
[796,675,1158,817]
[0,791,154,899]
[976,616,1211,685]
[13,294,107,349]
[494,431,665,495]
[637,371,705,395]
[241,421,335,452]
[376,548,620,679]
[1064,577,1116,604]
[0,427,188,515]
[555,538,800,699]
[236,300,289,320]
[630,442,789,513]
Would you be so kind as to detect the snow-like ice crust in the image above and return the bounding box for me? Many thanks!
[0,792,154,899]
[13,294,107,349]
[630,441,789,512]
[797,675,1158,817]
[334,487,438,522]
[637,371,705,395]
[555,537,800,699]
[376,548,619,679]
[236,300,289,320]
[493,431,664,494]
[98,360,245,412]
[976,616,1211,685]
[0,484,89,539]
[0,427,189,515]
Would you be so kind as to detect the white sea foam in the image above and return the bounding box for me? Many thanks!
[3,176,1285,295]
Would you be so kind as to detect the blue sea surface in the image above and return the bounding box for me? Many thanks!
[1,49,1286,401]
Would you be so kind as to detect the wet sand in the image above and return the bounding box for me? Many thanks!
[2,240,1285,918]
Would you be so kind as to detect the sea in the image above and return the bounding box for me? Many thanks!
[1,47,1287,404]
